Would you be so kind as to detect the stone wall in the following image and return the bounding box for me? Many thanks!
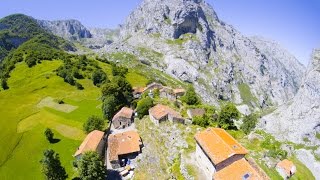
[195,143,216,179]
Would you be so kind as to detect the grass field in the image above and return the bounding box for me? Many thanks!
[0,59,151,179]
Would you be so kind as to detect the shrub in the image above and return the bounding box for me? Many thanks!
[111,64,128,77]
[192,115,210,127]
[75,82,84,90]
[1,78,9,90]
[92,69,108,86]
[83,116,104,133]
[136,97,154,119]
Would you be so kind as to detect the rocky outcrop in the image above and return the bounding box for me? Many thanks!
[81,28,119,49]
[261,49,320,145]
[37,19,92,40]
[106,0,305,108]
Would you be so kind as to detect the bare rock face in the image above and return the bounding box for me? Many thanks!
[108,0,305,108]
[37,19,92,40]
[261,49,320,145]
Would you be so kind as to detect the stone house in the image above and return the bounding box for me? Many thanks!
[160,87,175,100]
[173,88,186,98]
[187,108,206,119]
[108,130,142,169]
[112,107,134,129]
[143,82,163,93]
[194,128,262,179]
[276,159,296,179]
[74,130,105,159]
[132,87,145,99]
[149,104,184,125]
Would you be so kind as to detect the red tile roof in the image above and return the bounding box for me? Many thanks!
[108,130,142,161]
[195,128,248,164]
[74,130,104,157]
[276,159,295,176]
[149,104,181,120]
[112,107,133,121]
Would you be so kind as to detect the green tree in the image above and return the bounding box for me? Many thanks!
[92,69,108,86]
[136,97,154,119]
[75,82,84,90]
[83,116,105,133]
[78,151,106,180]
[241,113,258,134]
[102,95,119,120]
[218,103,240,129]
[44,128,54,143]
[40,149,68,180]
[111,64,128,77]
[181,86,200,105]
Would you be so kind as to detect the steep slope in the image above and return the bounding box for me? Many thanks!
[262,49,320,144]
[106,0,305,108]
[37,19,92,40]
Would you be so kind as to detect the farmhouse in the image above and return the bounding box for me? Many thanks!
[132,87,145,99]
[160,87,175,100]
[143,82,163,93]
[276,159,296,179]
[149,104,184,125]
[173,88,186,97]
[112,107,134,129]
[108,130,142,169]
[74,130,105,159]
[194,128,262,179]
[187,108,206,119]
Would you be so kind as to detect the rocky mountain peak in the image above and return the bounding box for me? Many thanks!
[37,19,92,40]
[113,0,305,108]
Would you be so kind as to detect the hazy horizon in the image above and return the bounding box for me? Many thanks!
[1,0,319,65]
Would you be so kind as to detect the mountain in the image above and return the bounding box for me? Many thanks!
[37,19,92,40]
[0,14,47,61]
[103,0,305,108]
[261,49,320,178]
[262,49,320,144]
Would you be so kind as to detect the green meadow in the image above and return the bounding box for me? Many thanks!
[0,59,149,179]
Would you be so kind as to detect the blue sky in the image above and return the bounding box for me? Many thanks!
[0,0,319,65]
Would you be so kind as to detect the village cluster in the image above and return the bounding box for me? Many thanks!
[73,82,296,180]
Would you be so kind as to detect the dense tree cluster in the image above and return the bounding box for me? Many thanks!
[101,75,133,120]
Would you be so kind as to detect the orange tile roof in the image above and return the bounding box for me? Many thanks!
[214,158,262,180]
[108,130,142,161]
[112,107,133,121]
[133,87,145,94]
[173,88,186,94]
[74,130,104,157]
[149,104,181,120]
[194,128,248,164]
[276,159,295,176]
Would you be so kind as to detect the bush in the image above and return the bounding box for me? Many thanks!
[136,97,154,119]
[44,128,54,143]
[111,64,128,77]
[241,113,258,134]
[192,115,210,127]
[181,86,200,105]
[1,78,9,90]
[218,103,240,129]
[83,116,105,133]
[40,149,68,180]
